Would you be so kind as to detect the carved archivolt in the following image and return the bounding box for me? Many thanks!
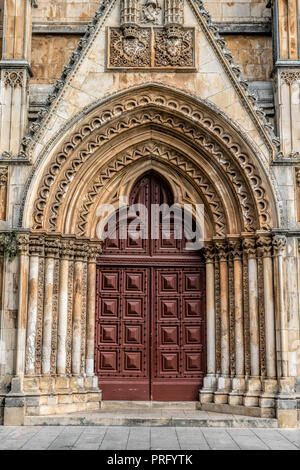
[31,88,271,234]
[76,141,227,237]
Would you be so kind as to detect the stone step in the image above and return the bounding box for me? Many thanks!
[101,401,200,410]
[24,409,278,428]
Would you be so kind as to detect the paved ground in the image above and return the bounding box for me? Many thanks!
[0,426,299,450]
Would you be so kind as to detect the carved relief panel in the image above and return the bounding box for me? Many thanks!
[107,0,195,70]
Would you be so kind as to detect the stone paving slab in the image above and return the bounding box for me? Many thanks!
[1,426,299,450]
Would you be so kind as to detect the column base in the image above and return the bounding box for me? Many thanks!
[243,377,261,407]
[199,375,217,403]
[214,377,231,404]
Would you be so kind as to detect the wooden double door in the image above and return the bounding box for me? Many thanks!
[95,172,206,401]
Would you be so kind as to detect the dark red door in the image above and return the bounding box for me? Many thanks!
[95,172,206,400]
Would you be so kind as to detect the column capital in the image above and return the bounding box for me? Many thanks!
[87,243,102,263]
[228,239,242,260]
[73,242,89,262]
[203,243,215,263]
[44,238,60,259]
[215,241,228,262]
[28,235,45,257]
[242,237,256,258]
[272,235,287,256]
[256,235,272,258]
[60,239,75,260]
[17,233,30,256]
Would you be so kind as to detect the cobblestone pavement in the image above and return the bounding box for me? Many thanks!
[0,426,299,450]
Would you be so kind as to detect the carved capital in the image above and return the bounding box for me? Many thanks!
[0,167,8,185]
[242,237,256,258]
[17,234,30,256]
[29,236,45,257]
[60,240,75,260]
[229,240,242,260]
[87,244,102,263]
[256,235,272,258]
[215,242,228,262]
[74,242,89,261]
[272,235,287,256]
[44,238,60,258]
[203,244,215,263]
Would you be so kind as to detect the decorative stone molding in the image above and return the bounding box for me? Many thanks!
[28,88,271,234]
[76,141,227,238]
[281,71,300,86]
[165,0,184,25]
[18,0,279,161]
[28,236,45,257]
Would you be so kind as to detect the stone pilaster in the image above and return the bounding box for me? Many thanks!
[0,0,34,158]
[86,245,99,377]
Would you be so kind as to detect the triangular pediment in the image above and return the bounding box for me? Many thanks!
[23,0,279,166]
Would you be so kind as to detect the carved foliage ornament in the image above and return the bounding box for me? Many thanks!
[0,167,8,185]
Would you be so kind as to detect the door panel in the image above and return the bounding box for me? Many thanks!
[151,267,205,401]
[95,267,150,400]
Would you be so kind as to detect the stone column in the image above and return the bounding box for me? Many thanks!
[228,240,245,405]
[257,235,278,411]
[42,239,59,376]
[71,244,86,376]
[25,238,44,375]
[86,246,98,377]
[214,242,231,404]
[200,244,216,403]
[0,167,8,220]
[15,234,30,379]
[243,237,261,407]
[56,242,73,376]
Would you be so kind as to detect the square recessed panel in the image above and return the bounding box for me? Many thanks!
[160,299,178,319]
[160,273,178,292]
[124,325,142,345]
[125,272,144,292]
[161,326,178,345]
[184,273,201,292]
[161,353,179,373]
[184,326,201,345]
[125,299,143,318]
[100,325,118,344]
[184,299,202,318]
[102,272,119,291]
[124,352,142,371]
[99,351,117,371]
[101,298,118,317]
[184,353,201,372]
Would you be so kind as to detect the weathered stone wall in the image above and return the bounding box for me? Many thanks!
[31,35,81,84]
